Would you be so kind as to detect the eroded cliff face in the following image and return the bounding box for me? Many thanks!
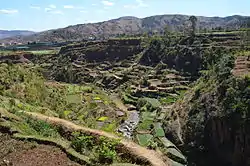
[164,91,250,166]
[163,54,250,166]
[205,117,250,166]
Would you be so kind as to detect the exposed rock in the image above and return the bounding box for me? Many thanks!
[118,111,140,138]
[126,105,137,111]
[116,111,125,117]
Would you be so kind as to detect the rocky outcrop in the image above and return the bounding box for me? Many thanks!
[118,111,140,138]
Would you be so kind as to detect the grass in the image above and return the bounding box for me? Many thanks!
[0,63,122,132]
[29,50,58,55]
[136,134,153,147]
[0,50,15,56]
[154,123,165,137]
[137,120,153,131]
[66,94,82,104]
[142,97,161,108]
[142,112,155,121]
[160,96,177,104]
[98,116,109,121]
[235,50,250,57]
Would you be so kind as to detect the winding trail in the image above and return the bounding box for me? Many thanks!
[21,111,169,166]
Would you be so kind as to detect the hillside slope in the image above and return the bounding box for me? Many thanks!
[0,30,36,40]
[1,14,249,43]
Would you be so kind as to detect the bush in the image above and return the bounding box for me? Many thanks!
[93,136,119,164]
[71,132,94,153]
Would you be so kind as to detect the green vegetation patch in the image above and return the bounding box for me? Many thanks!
[154,123,165,137]
[166,148,187,164]
[142,112,155,121]
[159,137,177,148]
[67,94,82,104]
[137,120,153,131]
[71,132,120,164]
[136,134,153,146]
[98,116,109,121]
[160,96,177,104]
[101,122,117,133]
[137,97,161,112]
[29,50,58,55]
[142,97,161,108]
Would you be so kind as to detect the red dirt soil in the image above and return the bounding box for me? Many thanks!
[232,56,250,77]
[0,133,80,166]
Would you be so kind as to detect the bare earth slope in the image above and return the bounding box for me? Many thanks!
[0,133,80,166]
[232,56,250,77]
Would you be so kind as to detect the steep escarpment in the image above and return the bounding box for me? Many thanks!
[164,54,250,166]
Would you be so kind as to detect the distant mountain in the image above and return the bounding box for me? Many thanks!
[0,30,36,40]
[1,14,249,43]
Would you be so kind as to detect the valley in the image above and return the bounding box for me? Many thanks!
[0,15,250,166]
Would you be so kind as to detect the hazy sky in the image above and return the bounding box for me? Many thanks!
[0,0,249,31]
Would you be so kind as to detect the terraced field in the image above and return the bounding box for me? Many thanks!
[0,31,249,166]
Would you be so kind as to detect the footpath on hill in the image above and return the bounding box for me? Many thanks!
[21,111,169,166]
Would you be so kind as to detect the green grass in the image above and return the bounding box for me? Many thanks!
[137,120,153,131]
[235,50,250,57]
[160,96,177,104]
[0,63,121,132]
[136,134,153,146]
[0,50,15,56]
[98,116,109,121]
[142,97,161,108]
[29,50,58,55]
[154,123,165,137]
[142,112,155,121]
[67,94,82,104]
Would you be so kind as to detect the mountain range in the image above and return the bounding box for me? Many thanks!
[0,30,35,40]
[0,14,249,43]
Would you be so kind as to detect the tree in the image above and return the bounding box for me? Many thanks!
[189,16,198,36]
[163,25,171,46]
[240,18,250,46]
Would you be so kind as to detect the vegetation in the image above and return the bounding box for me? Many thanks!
[0,16,249,166]
[189,16,198,36]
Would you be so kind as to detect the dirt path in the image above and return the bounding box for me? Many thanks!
[21,111,169,166]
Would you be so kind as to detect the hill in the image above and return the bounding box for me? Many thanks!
[1,14,249,43]
[0,28,249,166]
[0,30,36,40]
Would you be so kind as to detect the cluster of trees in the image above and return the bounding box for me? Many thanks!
[240,18,250,46]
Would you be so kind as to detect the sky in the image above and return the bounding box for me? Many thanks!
[0,0,249,32]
